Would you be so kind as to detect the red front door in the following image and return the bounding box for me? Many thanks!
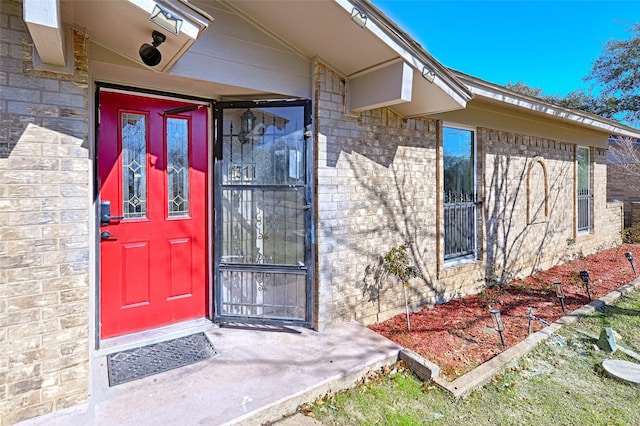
[98,90,208,339]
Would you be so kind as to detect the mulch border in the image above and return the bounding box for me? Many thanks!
[400,277,640,398]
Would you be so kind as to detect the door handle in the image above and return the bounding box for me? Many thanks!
[100,231,118,240]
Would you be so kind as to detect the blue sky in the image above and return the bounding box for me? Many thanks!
[372,1,640,96]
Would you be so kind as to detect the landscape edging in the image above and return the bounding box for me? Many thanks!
[400,277,640,398]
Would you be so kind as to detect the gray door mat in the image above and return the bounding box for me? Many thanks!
[107,332,217,386]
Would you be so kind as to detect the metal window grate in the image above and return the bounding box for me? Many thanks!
[578,189,592,232]
[444,192,476,260]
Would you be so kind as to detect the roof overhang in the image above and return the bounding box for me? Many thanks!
[204,0,471,111]
[23,0,66,66]
[24,0,471,115]
[24,0,211,71]
[337,0,472,116]
[454,71,640,139]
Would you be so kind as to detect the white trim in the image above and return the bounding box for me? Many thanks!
[23,0,66,66]
[455,71,640,139]
[442,123,479,261]
[334,0,471,109]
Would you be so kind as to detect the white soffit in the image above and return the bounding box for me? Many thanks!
[456,71,640,139]
[23,0,66,66]
[222,0,471,114]
[335,0,470,111]
[59,0,211,72]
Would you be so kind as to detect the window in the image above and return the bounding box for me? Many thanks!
[167,117,189,217]
[443,126,477,260]
[577,146,591,232]
[121,113,147,218]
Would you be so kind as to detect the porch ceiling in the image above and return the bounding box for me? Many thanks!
[60,0,210,72]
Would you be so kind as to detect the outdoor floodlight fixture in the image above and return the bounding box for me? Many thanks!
[139,30,166,67]
[489,309,506,348]
[150,4,183,35]
[625,252,636,275]
[579,270,592,301]
[350,7,367,28]
[554,281,566,313]
[422,66,436,83]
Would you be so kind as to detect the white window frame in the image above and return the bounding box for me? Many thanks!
[442,123,478,263]
[576,146,592,234]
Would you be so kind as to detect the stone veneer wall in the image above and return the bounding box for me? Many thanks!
[313,62,622,330]
[0,1,91,424]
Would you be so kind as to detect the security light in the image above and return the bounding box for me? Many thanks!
[139,30,166,67]
[350,8,367,28]
[150,4,183,35]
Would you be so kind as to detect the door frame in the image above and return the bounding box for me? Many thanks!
[94,83,215,344]
[213,100,315,327]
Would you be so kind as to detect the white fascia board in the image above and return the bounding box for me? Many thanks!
[23,0,65,66]
[334,0,469,109]
[349,59,412,112]
[461,75,640,139]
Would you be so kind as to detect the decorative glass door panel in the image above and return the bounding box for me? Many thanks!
[215,101,312,325]
[98,90,208,338]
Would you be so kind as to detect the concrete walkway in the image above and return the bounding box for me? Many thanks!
[18,322,401,426]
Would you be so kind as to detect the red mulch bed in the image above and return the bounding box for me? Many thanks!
[369,244,640,381]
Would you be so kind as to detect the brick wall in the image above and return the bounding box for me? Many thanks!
[0,1,90,424]
[313,62,622,330]
[608,164,640,227]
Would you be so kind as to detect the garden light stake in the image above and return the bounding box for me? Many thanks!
[579,270,591,301]
[490,309,506,348]
[625,252,636,275]
[554,281,566,313]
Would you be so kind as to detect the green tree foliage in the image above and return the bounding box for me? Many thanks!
[505,25,640,126]
[587,24,640,124]
[505,81,543,97]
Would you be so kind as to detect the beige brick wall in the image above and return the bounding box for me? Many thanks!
[608,164,640,227]
[313,62,622,330]
[0,1,90,424]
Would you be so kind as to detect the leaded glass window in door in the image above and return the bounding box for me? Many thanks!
[121,113,147,218]
[167,117,189,217]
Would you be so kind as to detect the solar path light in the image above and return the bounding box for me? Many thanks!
[579,270,591,301]
[625,252,636,275]
[554,281,566,313]
[490,309,506,348]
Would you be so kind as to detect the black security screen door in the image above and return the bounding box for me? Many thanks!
[214,100,313,326]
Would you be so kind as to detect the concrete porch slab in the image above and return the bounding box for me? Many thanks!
[17,321,400,426]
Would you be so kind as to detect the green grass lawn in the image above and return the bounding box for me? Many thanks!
[309,289,640,426]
